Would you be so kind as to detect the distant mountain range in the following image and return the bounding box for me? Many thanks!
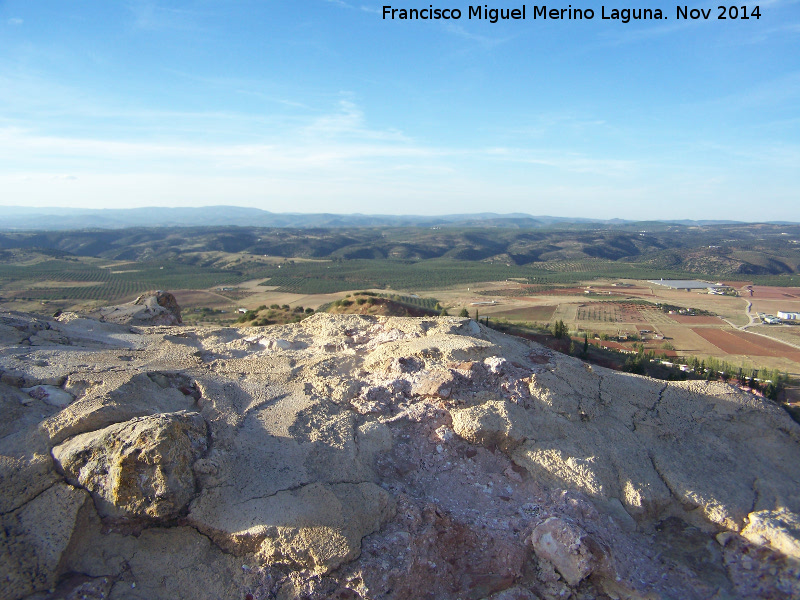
[0,205,757,231]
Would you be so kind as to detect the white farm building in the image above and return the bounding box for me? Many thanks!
[777,311,800,320]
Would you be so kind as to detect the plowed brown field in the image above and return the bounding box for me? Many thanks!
[692,328,800,361]
[750,286,800,300]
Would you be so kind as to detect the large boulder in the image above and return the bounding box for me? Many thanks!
[52,411,208,519]
[89,290,182,326]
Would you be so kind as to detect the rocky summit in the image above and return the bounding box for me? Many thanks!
[1,304,799,600]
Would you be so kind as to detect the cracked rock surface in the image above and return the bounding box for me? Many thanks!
[1,309,799,599]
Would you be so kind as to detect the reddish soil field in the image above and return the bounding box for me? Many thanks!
[692,328,800,361]
[727,330,800,353]
[669,315,723,325]
[749,286,800,300]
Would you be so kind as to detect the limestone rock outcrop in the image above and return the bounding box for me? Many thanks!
[86,290,183,325]
[52,411,208,519]
[1,309,799,600]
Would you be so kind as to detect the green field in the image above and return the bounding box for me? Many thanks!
[258,259,708,294]
[2,222,800,313]
[0,259,251,302]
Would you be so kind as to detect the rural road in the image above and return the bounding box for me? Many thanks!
[743,300,757,329]
[720,298,755,330]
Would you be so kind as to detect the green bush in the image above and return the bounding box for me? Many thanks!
[552,320,568,339]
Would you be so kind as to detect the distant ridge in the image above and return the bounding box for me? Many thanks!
[0,205,757,231]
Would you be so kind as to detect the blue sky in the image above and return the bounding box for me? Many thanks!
[0,1,798,219]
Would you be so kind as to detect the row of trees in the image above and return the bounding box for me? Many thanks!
[681,355,789,400]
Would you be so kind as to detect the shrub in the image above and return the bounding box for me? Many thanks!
[236,310,257,323]
[552,319,568,339]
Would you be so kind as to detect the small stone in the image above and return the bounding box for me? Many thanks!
[716,531,736,546]
[530,517,601,586]
[22,384,74,407]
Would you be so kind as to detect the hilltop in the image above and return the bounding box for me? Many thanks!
[1,298,799,599]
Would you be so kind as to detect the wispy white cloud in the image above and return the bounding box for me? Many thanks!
[7,18,23,26]
[127,1,206,32]
[322,0,355,9]
[485,146,639,177]
[301,99,410,142]
[692,71,800,114]
[443,24,512,47]
[743,21,800,43]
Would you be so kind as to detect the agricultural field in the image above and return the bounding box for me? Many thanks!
[748,324,800,346]
[692,328,800,360]
[747,286,800,319]
[0,255,255,314]
[488,305,558,322]
[435,278,800,376]
[574,302,649,324]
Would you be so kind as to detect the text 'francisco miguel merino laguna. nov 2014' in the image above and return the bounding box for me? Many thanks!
[381,5,763,23]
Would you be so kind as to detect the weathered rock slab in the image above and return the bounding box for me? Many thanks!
[52,411,208,518]
[0,483,89,600]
